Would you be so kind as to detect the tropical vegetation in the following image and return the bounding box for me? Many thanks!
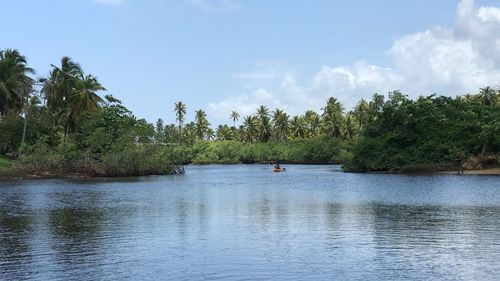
[1,49,499,177]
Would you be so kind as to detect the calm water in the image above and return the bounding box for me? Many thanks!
[0,165,499,281]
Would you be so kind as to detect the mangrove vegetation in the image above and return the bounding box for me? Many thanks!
[1,49,499,177]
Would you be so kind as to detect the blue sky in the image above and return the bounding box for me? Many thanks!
[3,0,500,124]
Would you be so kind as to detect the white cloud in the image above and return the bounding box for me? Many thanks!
[208,0,500,122]
[92,0,124,6]
[478,6,500,23]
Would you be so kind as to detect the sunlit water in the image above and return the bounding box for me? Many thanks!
[1,165,499,280]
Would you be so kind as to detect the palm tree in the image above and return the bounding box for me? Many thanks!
[216,125,234,141]
[174,101,186,142]
[42,57,104,134]
[272,109,289,142]
[0,49,34,116]
[230,111,240,128]
[154,118,165,143]
[321,97,345,138]
[256,105,269,120]
[183,122,197,145]
[304,110,321,138]
[289,115,307,138]
[67,74,105,130]
[353,98,369,130]
[344,111,357,139]
[206,128,215,141]
[43,57,83,114]
[242,115,259,143]
[478,86,498,106]
[194,109,210,139]
[255,105,271,142]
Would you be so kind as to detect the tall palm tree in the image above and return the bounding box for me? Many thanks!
[242,115,259,143]
[256,105,269,120]
[344,111,358,139]
[255,105,271,142]
[43,57,83,114]
[67,74,105,130]
[353,98,369,130]
[42,57,104,134]
[230,111,240,128]
[321,97,345,138]
[304,110,321,138]
[289,115,307,138]
[194,109,210,139]
[0,49,34,116]
[174,101,186,142]
[272,108,289,142]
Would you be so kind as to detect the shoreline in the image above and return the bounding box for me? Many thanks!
[2,164,500,180]
[438,167,500,175]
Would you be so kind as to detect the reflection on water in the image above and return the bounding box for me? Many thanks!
[0,165,499,280]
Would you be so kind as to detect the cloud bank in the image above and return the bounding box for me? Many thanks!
[209,0,500,122]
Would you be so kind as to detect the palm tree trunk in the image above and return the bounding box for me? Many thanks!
[21,112,27,146]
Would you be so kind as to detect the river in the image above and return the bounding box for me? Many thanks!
[1,165,499,280]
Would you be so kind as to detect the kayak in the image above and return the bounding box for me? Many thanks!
[273,168,286,172]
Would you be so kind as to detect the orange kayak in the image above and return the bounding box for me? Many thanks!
[273,168,282,172]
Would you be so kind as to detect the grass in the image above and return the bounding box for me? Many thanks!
[0,155,19,177]
[0,155,11,168]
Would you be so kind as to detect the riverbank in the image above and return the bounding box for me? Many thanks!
[439,167,500,175]
[0,159,184,180]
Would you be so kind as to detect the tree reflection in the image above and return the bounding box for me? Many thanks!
[0,195,34,280]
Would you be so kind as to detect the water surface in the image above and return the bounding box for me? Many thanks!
[1,165,499,280]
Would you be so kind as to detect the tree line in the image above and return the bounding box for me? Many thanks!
[1,48,499,175]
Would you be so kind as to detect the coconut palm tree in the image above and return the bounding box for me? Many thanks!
[43,57,83,115]
[194,109,210,139]
[353,98,370,130]
[304,110,321,138]
[344,111,358,139]
[289,115,307,138]
[478,86,498,106]
[0,49,34,116]
[206,128,215,141]
[67,74,105,130]
[174,101,186,142]
[255,105,271,142]
[321,97,345,138]
[242,115,259,143]
[41,57,105,134]
[183,122,196,145]
[256,105,269,120]
[230,111,240,128]
[272,108,289,142]
[216,124,234,141]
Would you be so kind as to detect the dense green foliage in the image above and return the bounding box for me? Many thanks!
[343,91,500,172]
[184,138,352,164]
[1,48,499,176]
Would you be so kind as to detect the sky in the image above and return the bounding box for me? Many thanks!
[2,0,500,125]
